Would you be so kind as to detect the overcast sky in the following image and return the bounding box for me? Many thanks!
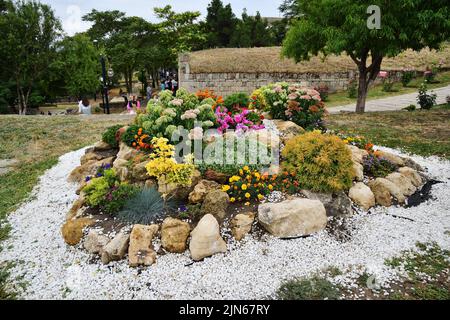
[40,0,285,35]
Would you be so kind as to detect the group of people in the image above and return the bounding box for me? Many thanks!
[160,78,179,95]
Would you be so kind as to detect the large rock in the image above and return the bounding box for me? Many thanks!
[353,162,364,181]
[385,172,417,197]
[113,158,130,182]
[81,149,117,165]
[348,183,376,211]
[84,230,110,254]
[201,190,230,221]
[115,142,138,162]
[128,224,159,267]
[368,178,405,206]
[246,129,280,148]
[93,140,115,151]
[398,167,423,187]
[204,169,229,184]
[68,157,115,183]
[273,120,305,142]
[61,217,95,246]
[258,198,327,238]
[101,231,130,264]
[188,180,221,204]
[231,212,255,241]
[189,214,227,261]
[161,218,191,253]
[347,145,368,164]
[403,158,424,172]
[301,190,353,217]
[66,195,86,220]
[376,150,404,166]
[131,161,149,182]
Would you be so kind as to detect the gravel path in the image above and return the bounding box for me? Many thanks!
[1,147,449,300]
[329,85,450,113]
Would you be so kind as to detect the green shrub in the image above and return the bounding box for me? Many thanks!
[83,168,118,207]
[363,154,397,178]
[401,71,414,87]
[223,92,250,111]
[417,83,437,110]
[382,78,395,92]
[347,80,358,98]
[102,125,123,148]
[281,132,354,192]
[277,276,341,300]
[117,187,178,224]
[102,184,140,214]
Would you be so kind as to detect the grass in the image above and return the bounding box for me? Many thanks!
[327,105,450,159]
[325,71,450,107]
[188,45,450,74]
[277,275,341,300]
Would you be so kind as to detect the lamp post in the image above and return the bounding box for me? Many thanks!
[94,40,110,114]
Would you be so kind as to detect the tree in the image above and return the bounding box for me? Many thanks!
[282,0,450,113]
[231,10,275,48]
[0,0,61,114]
[205,0,237,47]
[57,34,100,97]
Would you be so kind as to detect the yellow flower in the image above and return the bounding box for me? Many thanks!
[343,139,349,144]
[222,185,230,192]
[257,194,264,200]
[244,202,250,206]
[243,165,249,172]
[229,175,240,183]
[268,184,273,190]
[239,169,244,175]
[241,184,247,190]
[245,192,251,198]
[230,197,236,203]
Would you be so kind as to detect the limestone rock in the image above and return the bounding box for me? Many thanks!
[189,214,227,261]
[68,157,115,183]
[398,167,423,187]
[204,169,229,184]
[353,162,364,181]
[376,150,405,166]
[161,218,191,253]
[131,161,149,182]
[403,158,424,172]
[301,190,353,217]
[188,180,221,204]
[385,172,417,197]
[201,190,230,221]
[348,183,375,211]
[347,145,369,164]
[61,217,95,246]
[115,142,137,162]
[84,230,110,254]
[231,212,255,241]
[94,140,114,151]
[368,178,405,206]
[258,198,327,238]
[273,120,305,142]
[101,232,130,264]
[66,195,86,220]
[128,224,159,267]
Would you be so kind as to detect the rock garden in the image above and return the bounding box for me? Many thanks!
[63,83,429,266]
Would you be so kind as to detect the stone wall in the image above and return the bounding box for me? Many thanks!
[179,53,408,96]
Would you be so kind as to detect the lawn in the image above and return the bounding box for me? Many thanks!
[326,71,450,107]
[327,105,450,159]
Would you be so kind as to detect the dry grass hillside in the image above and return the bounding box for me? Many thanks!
[187,45,450,74]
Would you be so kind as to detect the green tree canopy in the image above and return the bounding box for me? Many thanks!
[205,0,237,48]
[282,0,450,113]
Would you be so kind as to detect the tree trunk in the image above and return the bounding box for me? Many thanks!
[356,69,369,113]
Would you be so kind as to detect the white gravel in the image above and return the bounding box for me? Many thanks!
[1,146,449,300]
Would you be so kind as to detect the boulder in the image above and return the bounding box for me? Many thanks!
[385,172,417,197]
[398,167,423,187]
[258,198,327,238]
[189,214,227,261]
[161,218,191,253]
[61,217,95,246]
[353,162,364,181]
[128,224,159,267]
[273,120,305,142]
[246,129,280,148]
[231,212,255,241]
[115,142,138,162]
[131,161,149,182]
[188,180,221,204]
[204,169,229,185]
[113,158,130,182]
[81,149,117,165]
[68,157,115,183]
[101,231,130,264]
[348,183,376,211]
[66,195,86,220]
[347,145,368,164]
[376,150,405,166]
[403,158,424,172]
[368,178,405,206]
[84,230,110,254]
[93,141,114,151]
[301,190,353,217]
[201,190,230,221]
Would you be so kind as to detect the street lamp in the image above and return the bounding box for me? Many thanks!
[93,39,110,114]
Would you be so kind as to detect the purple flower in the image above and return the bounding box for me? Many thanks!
[178,205,188,212]
[85,176,91,182]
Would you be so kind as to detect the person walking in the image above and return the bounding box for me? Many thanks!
[78,97,92,115]
[160,80,166,91]
[146,84,153,100]
[172,78,178,95]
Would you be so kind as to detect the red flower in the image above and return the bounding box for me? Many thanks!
[260,115,265,120]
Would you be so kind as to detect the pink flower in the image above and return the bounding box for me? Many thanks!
[300,95,311,100]
[288,93,298,100]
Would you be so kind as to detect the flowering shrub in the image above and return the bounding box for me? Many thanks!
[145,137,195,187]
[223,92,250,112]
[313,84,329,102]
[282,131,354,192]
[257,82,326,130]
[249,88,266,110]
[196,88,224,107]
[215,107,265,133]
[121,125,154,152]
[137,88,217,139]
[363,154,398,178]
[417,83,437,110]
[222,166,271,204]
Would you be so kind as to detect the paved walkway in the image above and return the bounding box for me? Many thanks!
[329,85,450,113]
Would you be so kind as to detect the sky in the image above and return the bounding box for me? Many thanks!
[40,0,285,36]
